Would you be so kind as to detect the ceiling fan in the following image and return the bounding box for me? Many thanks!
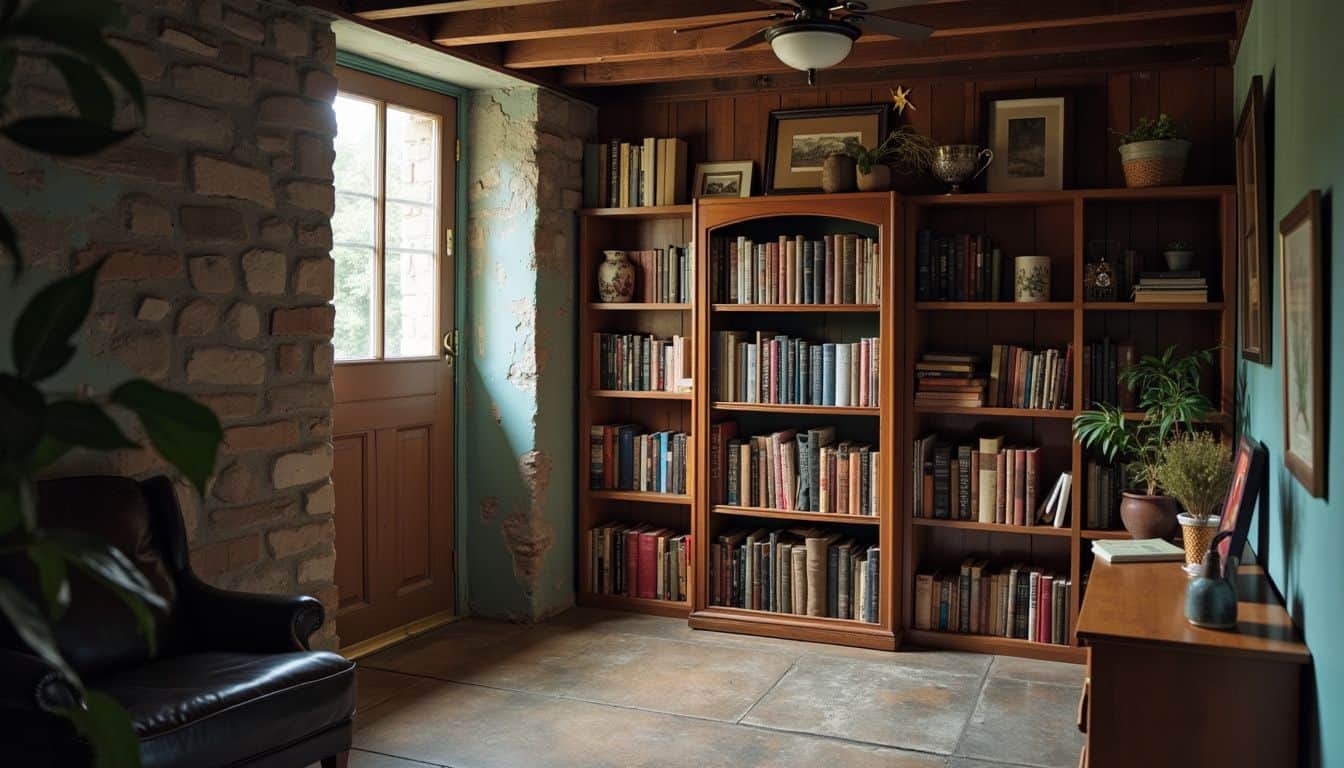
[675,0,936,85]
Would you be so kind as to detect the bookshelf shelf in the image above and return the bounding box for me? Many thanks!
[903,185,1236,663]
[589,302,691,311]
[690,606,897,650]
[578,592,691,618]
[591,389,693,400]
[712,303,880,313]
[578,204,693,218]
[590,489,693,505]
[911,518,1072,537]
[712,402,881,416]
[713,505,882,526]
[915,301,1074,312]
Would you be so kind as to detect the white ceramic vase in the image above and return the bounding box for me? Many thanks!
[597,250,635,303]
[1014,255,1051,302]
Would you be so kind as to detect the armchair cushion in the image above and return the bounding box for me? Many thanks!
[93,650,355,768]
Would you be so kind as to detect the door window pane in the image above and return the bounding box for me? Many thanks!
[384,106,439,358]
[333,245,376,360]
[385,248,436,357]
[332,95,379,361]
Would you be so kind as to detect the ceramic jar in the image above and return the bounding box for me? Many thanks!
[1014,255,1051,302]
[821,153,856,193]
[597,250,635,303]
[1119,492,1179,539]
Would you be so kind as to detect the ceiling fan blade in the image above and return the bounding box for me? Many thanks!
[849,14,935,40]
[673,14,781,35]
[726,28,772,51]
[840,0,933,11]
[757,0,803,7]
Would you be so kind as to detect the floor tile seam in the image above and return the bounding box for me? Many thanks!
[730,718,957,759]
[351,746,453,768]
[734,656,799,724]
[794,649,993,680]
[949,656,994,758]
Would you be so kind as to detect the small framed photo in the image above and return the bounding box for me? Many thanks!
[1215,436,1268,579]
[1237,75,1271,364]
[764,105,887,194]
[984,96,1068,193]
[693,161,753,199]
[1279,189,1326,496]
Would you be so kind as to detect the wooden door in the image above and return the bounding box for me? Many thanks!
[330,68,457,645]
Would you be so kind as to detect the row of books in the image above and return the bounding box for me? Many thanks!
[592,333,692,393]
[1080,338,1135,408]
[708,423,880,516]
[583,138,689,209]
[710,528,880,623]
[712,331,881,407]
[912,435,1069,527]
[989,344,1072,410]
[621,246,694,304]
[915,230,1006,302]
[1084,460,1126,530]
[1132,270,1208,303]
[709,233,882,305]
[914,560,1072,645]
[588,523,689,601]
[913,353,984,408]
[588,424,690,495]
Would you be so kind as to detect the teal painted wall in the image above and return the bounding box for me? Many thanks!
[1234,1,1344,764]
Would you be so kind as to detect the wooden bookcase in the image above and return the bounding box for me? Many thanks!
[577,204,696,619]
[688,192,901,651]
[900,185,1236,663]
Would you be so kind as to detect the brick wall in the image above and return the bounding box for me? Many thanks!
[0,1,341,647]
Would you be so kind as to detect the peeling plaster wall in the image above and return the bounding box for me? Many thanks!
[463,87,593,620]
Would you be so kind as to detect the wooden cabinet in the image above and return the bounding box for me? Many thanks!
[1076,560,1310,767]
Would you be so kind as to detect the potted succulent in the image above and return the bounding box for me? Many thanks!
[1162,241,1196,271]
[1116,114,1191,188]
[1155,432,1234,571]
[845,126,936,192]
[1072,346,1214,539]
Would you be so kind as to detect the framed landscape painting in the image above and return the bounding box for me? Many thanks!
[1237,75,1271,363]
[1279,190,1326,496]
[693,160,753,199]
[984,96,1067,193]
[764,105,887,194]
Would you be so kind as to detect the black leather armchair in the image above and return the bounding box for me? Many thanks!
[0,475,355,768]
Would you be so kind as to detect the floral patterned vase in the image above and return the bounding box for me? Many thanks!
[597,250,635,303]
[1014,255,1051,303]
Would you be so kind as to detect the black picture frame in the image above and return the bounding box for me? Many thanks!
[1215,436,1268,580]
[764,105,888,195]
[1237,74,1272,364]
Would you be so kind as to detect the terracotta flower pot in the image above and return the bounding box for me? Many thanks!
[1119,492,1179,539]
[1179,513,1222,572]
[821,153,856,193]
[856,164,891,192]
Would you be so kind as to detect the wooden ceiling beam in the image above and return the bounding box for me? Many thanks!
[558,15,1237,86]
[505,0,1241,69]
[429,0,783,46]
[351,0,567,21]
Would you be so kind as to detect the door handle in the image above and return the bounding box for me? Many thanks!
[442,329,459,364]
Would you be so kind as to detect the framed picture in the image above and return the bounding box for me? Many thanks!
[1279,190,1326,497]
[764,105,887,194]
[1237,75,1271,364]
[985,96,1067,193]
[693,161,753,199]
[1215,436,1268,579]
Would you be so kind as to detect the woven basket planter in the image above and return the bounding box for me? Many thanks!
[1179,513,1221,569]
[1118,139,1191,187]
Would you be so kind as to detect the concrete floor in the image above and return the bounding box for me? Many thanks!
[348,607,1085,768]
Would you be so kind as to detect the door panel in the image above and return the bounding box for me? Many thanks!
[332,66,457,646]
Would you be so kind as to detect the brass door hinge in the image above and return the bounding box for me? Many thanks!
[455,138,460,163]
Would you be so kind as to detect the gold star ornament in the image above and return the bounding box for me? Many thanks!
[890,85,916,115]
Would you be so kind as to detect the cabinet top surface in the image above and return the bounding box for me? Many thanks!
[1076,561,1310,664]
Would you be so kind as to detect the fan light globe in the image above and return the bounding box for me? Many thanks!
[767,25,857,72]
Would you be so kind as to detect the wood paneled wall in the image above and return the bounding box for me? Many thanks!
[597,67,1234,192]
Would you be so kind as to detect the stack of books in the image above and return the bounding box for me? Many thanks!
[711,424,879,516]
[710,527,879,623]
[592,333,691,393]
[912,434,1068,526]
[915,229,1005,301]
[583,138,688,209]
[712,331,880,407]
[1091,538,1183,563]
[1080,337,1135,408]
[1084,460,1126,530]
[914,559,1072,645]
[710,233,881,305]
[588,424,690,495]
[625,246,693,304]
[914,353,984,408]
[987,344,1072,410]
[588,523,690,601]
[1132,271,1208,303]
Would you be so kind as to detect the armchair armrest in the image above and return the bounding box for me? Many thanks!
[0,647,81,713]
[177,574,325,654]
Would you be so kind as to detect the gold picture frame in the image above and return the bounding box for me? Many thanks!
[1279,190,1326,497]
[693,161,753,199]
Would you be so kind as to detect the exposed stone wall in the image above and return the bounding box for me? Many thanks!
[0,1,341,647]
[463,86,594,620]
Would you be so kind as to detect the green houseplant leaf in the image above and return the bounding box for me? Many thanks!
[0,580,79,685]
[1,117,135,157]
[110,381,222,495]
[45,401,138,452]
[65,691,142,768]
[11,257,104,381]
[0,372,45,464]
[28,545,71,618]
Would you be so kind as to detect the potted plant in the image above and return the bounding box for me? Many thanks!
[1116,114,1191,188]
[1162,241,1196,271]
[845,126,936,192]
[1072,346,1214,539]
[1155,431,1234,571]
